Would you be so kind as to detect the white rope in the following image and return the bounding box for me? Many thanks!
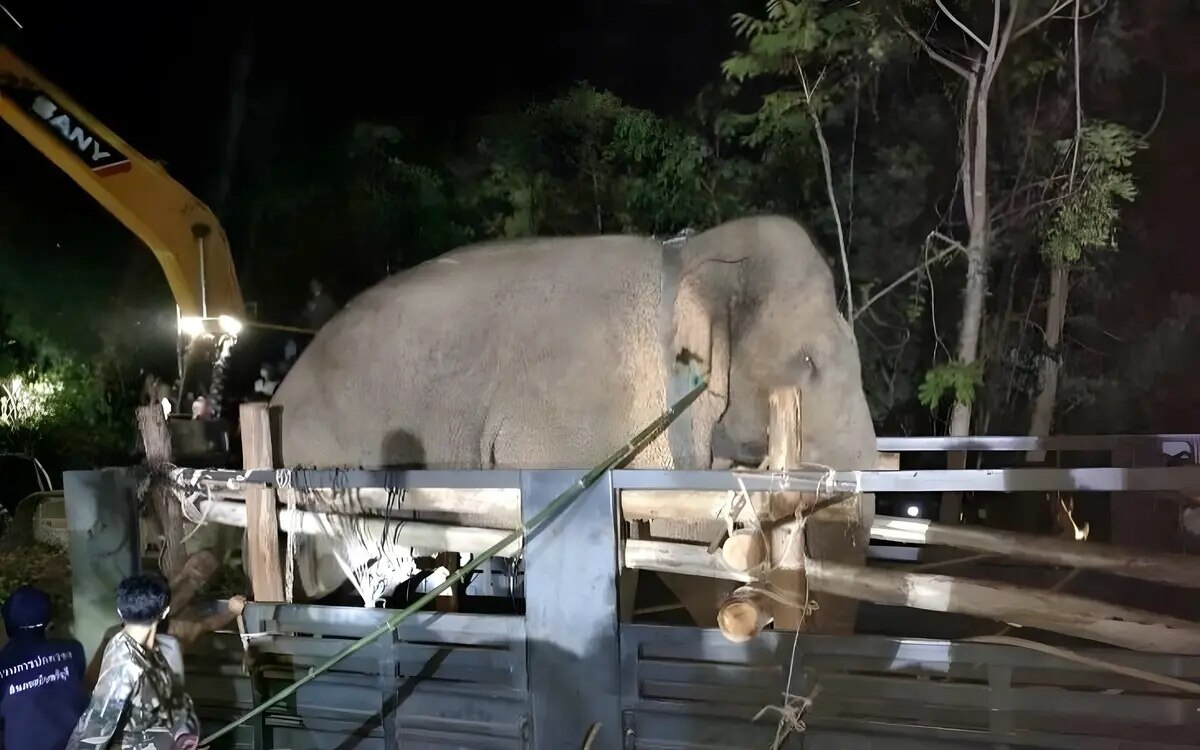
[179,485,216,545]
[754,685,821,749]
[283,490,297,604]
[715,462,858,746]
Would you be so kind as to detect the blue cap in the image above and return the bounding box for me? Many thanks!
[1,585,52,632]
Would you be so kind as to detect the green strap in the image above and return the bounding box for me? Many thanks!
[201,381,706,747]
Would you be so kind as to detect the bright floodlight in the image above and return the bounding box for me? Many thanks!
[218,315,244,336]
[178,316,205,337]
[905,504,921,518]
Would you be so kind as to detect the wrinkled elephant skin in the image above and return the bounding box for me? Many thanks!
[272,215,877,627]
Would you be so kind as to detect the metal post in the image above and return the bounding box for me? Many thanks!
[522,470,622,748]
[197,232,208,318]
[62,469,140,660]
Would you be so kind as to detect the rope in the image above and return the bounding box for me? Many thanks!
[718,462,854,747]
[753,685,821,748]
[274,470,298,603]
[199,380,708,747]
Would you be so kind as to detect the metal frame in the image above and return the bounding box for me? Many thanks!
[64,438,1200,749]
[190,465,1200,495]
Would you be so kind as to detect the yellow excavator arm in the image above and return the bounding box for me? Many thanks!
[0,46,245,321]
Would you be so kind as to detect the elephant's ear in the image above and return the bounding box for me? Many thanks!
[669,281,731,466]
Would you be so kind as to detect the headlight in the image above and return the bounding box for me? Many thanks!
[178,316,205,337]
[218,315,244,336]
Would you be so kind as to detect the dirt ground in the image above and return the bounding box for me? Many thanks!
[0,541,74,647]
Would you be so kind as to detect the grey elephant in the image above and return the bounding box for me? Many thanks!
[270,215,877,629]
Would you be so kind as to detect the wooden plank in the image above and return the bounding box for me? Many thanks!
[240,402,284,602]
[875,451,900,470]
[766,387,807,632]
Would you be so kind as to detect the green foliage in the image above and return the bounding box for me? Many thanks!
[459,85,758,237]
[1041,122,1145,263]
[0,309,135,467]
[918,360,984,410]
[721,0,892,160]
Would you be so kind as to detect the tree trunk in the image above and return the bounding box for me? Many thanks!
[137,405,188,580]
[942,248,989,524]
[1027,264,1071,462]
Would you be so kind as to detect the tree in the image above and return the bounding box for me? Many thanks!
[454,85,759,238]
[1026,121,1144,458]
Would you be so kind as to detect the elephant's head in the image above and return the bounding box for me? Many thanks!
[673,216,877,473]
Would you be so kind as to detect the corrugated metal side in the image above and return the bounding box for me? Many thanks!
[619,625,1200,750]
[187,603,529,750]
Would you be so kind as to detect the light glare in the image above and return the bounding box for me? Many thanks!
[218,315,244,336]
[178,316,205,337]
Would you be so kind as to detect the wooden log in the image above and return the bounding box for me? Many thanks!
[624,539,1200,654]
[871,514,1200,589]
[240,403,284,602]
[621,489,798,524]
[722,530,766,572]
[624,495,1200,591]
[168,549,219,613]
[766,387,808,631]
[804,557,1200,655]
[137,405,187,579]
[194,498,522,556]
[624,539,752,583]
[717,587,774,643]
[205,485,522,526]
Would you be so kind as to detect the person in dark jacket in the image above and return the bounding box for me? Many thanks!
[0,585,88,750]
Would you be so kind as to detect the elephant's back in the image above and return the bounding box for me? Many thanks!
[273,234,667,468]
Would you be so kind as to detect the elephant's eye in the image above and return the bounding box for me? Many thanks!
[784,350,818,381]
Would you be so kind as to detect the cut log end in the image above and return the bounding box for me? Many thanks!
[721,531,766,572]
[717,588,773,643]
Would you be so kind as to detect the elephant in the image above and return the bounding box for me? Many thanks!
[270,214,877,629]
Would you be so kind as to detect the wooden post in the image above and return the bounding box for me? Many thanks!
[766,387,807,631]
[137,405,187,580]
[240,402,284,602]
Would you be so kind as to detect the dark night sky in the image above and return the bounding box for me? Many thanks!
[0,0,743,352]
[2,0,1200,395]
[1,0,742,191]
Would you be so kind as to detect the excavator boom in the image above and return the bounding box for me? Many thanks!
[0,46,244,320]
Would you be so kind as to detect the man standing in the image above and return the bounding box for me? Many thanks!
[0,585,88,750]
[67,573,200,750]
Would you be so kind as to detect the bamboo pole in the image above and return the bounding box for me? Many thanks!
[199,381,707,747]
